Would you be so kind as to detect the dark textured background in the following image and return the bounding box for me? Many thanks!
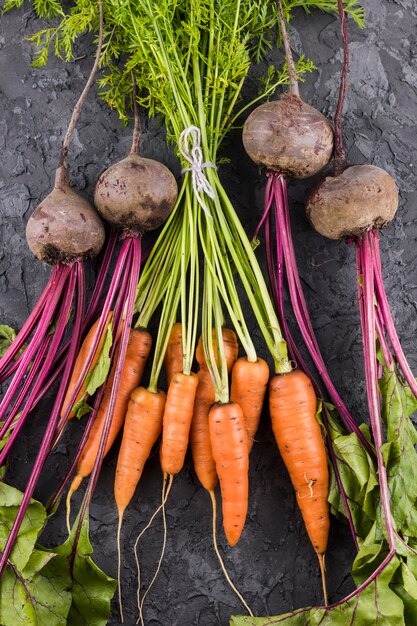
[1,1,417,624]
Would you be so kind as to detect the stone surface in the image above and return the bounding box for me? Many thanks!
[1,2,417,625]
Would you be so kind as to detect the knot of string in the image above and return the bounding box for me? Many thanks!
[179,126,216,216]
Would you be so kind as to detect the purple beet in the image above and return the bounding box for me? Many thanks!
[27,167,105,264]
[306,164,398,240]
[243,93,334,179]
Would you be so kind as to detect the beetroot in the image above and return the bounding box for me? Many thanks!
[27,167,104,264]
[306,164,398,240]
[242,94,333,179]
[94,153,177,233]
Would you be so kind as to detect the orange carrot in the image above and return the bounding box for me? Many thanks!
[269,369,329,603]
[195,327,238,374]
[114,386,166,622]
[209,401,249,547]
[69,328,152,494]
[160,371,199,475]
[62,311,113,419]
[230,357,270,453]
[191,329,238,491]
[164,322,183,386]
[190,366,217,491]
[115,387,166,517]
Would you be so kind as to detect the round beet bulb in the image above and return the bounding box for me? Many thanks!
[94,153,178,233]
[26,167,105,265]
[243,94,334,179]
[306,164,399,240]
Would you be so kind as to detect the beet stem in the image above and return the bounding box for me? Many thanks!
[57,0,104,178]
[72,237,141,551]
[358,234,396,551]
[130,73,141,155]
[47,239,132,512]
[334,0,349,176]
[0,265,71,425]
[26,230,118,413]
[56,238,131,433]
[0,265,59,381]
[370,231,417,397]
[0,335,51,443]
[0,263,84,576]
[276,0,300,98]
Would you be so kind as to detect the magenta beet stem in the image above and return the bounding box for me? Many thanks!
[84,229,118,327]
[358,234,396,551]
[0,335,51,443]
[0,264,71,425]
[0,263,84,575]
[56,239,131,432]
[73,237,141,547]
[0,265,85,466]
[370,231,417,398]
[0,265,61,379]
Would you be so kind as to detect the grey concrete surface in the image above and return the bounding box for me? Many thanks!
[1,1,417,624]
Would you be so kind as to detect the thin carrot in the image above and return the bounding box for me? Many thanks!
[209,401,249,547]
[269,369,329,605]
[68,328,152,496]
[164,322,183,386]
[160,371,199,475]
[190,366,217,491]
[115,385,166,622]
[115,386,166,517]
[61,311,113,419]
[191,328,238,491]
[230,357,270,453]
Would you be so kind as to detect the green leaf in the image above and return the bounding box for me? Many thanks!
[321,405,378,539]
[72,399,93,419]
[55,515,116,626]
[0,324,16,357]
[0,483,46,571]
[379,366,417,537]
[84,321,113,398]
[0,550,72,626]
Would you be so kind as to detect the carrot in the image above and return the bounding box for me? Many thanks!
[269,369,329,604]
[115,385,166,622]
[191,329,238,491]
[195,327,238,374]
[115,386,166,517]
[160,371,199,475]
[190,366,217,491]
[61,311,113,419]
[164,322,183,386]
[68,328,152,495]
[209,401,249,547]
[230,357,270,453]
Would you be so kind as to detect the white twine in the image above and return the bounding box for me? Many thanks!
[178,126,216,216]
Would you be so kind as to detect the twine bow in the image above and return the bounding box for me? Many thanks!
[179,126,217,216]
